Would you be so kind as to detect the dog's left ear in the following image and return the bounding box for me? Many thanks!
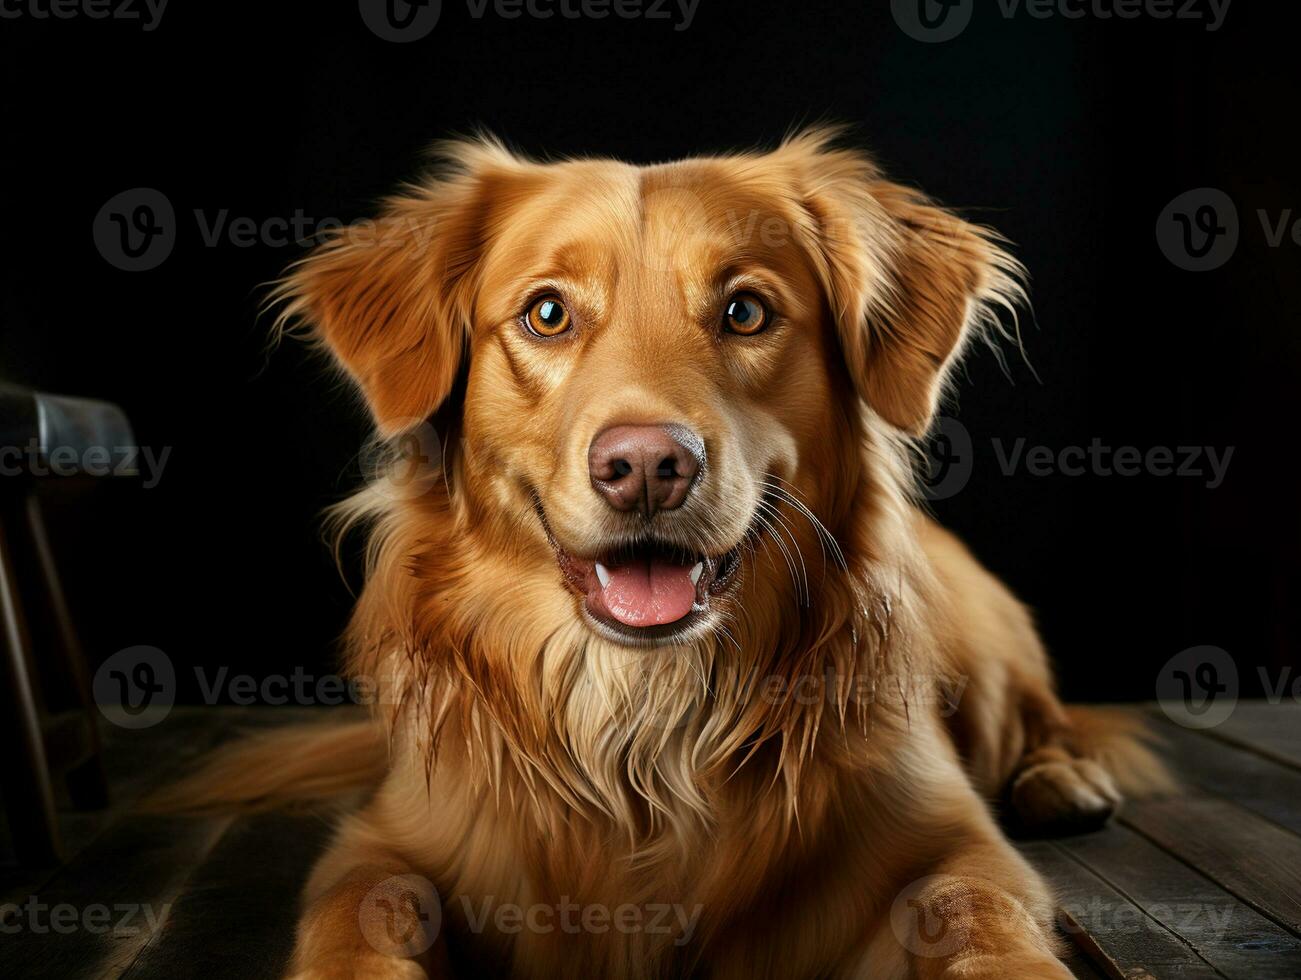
[794,136,1022,435]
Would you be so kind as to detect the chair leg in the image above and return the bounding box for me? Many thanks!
[0,512,63,865]
[24,492,108,808]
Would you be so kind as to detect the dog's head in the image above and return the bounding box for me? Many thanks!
[277,130,1019,652]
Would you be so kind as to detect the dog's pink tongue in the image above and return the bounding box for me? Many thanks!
[602,558,696,627]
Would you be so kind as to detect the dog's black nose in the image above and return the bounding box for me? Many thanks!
[588,424,702,516]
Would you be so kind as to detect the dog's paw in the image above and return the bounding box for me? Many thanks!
[939,951,1073,980]
[1009,756,1121,835]
[286,955,430,980]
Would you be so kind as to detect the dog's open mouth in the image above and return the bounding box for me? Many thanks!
[533,501,742,644]
[572,542,740,638]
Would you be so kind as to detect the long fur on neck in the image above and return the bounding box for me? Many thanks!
[329,411,947,872]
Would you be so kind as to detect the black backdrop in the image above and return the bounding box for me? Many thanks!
[1,1,1296,703]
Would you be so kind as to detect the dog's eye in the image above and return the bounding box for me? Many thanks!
[525,296,571,337]
[723,293,768,336]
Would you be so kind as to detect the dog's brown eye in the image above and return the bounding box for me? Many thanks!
[723,293,768,335]
[525,296,571,337]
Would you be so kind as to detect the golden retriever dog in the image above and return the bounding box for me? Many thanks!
[159,129,1169,979]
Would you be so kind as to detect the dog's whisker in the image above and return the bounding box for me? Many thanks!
[761,478,848,574]
[751,510,802,603]
[757,498,811,605]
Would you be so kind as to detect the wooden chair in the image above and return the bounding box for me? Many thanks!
[0,383,133,865]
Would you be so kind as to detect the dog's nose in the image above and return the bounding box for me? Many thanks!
[588,424,703,516]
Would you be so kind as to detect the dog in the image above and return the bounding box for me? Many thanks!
[158,129,1170,979]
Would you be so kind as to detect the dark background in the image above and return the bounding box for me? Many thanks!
[1,1,1295,703]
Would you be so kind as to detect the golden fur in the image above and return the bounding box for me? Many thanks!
[156,129,1171,979]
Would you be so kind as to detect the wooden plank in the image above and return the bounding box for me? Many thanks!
[1120,798,1301,937]
[1059,823,1301,979]
[1063,950,1111,980]
[0,707,343,926]
[1207,703,1301,771]
[0,708,241,916]
[1,709,339,924]
[119,812,333,980]
[1,814,232,978]
[1144,709,1301,836]
[1018,838,1221,978]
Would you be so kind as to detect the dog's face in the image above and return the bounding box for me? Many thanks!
[461,157,849,648]
[280,131,1015,649]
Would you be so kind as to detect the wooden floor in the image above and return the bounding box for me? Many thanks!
[3,702,1299,978]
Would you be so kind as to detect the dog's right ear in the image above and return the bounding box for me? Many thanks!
[272,140,520,437]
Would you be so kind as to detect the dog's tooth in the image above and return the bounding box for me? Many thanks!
[595,562,611,589]
[689,562,704,586]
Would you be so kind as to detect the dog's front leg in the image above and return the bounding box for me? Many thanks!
[886,842,1072,980]
[286,848,453,980]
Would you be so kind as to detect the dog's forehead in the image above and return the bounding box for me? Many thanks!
[483,156,815,291]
